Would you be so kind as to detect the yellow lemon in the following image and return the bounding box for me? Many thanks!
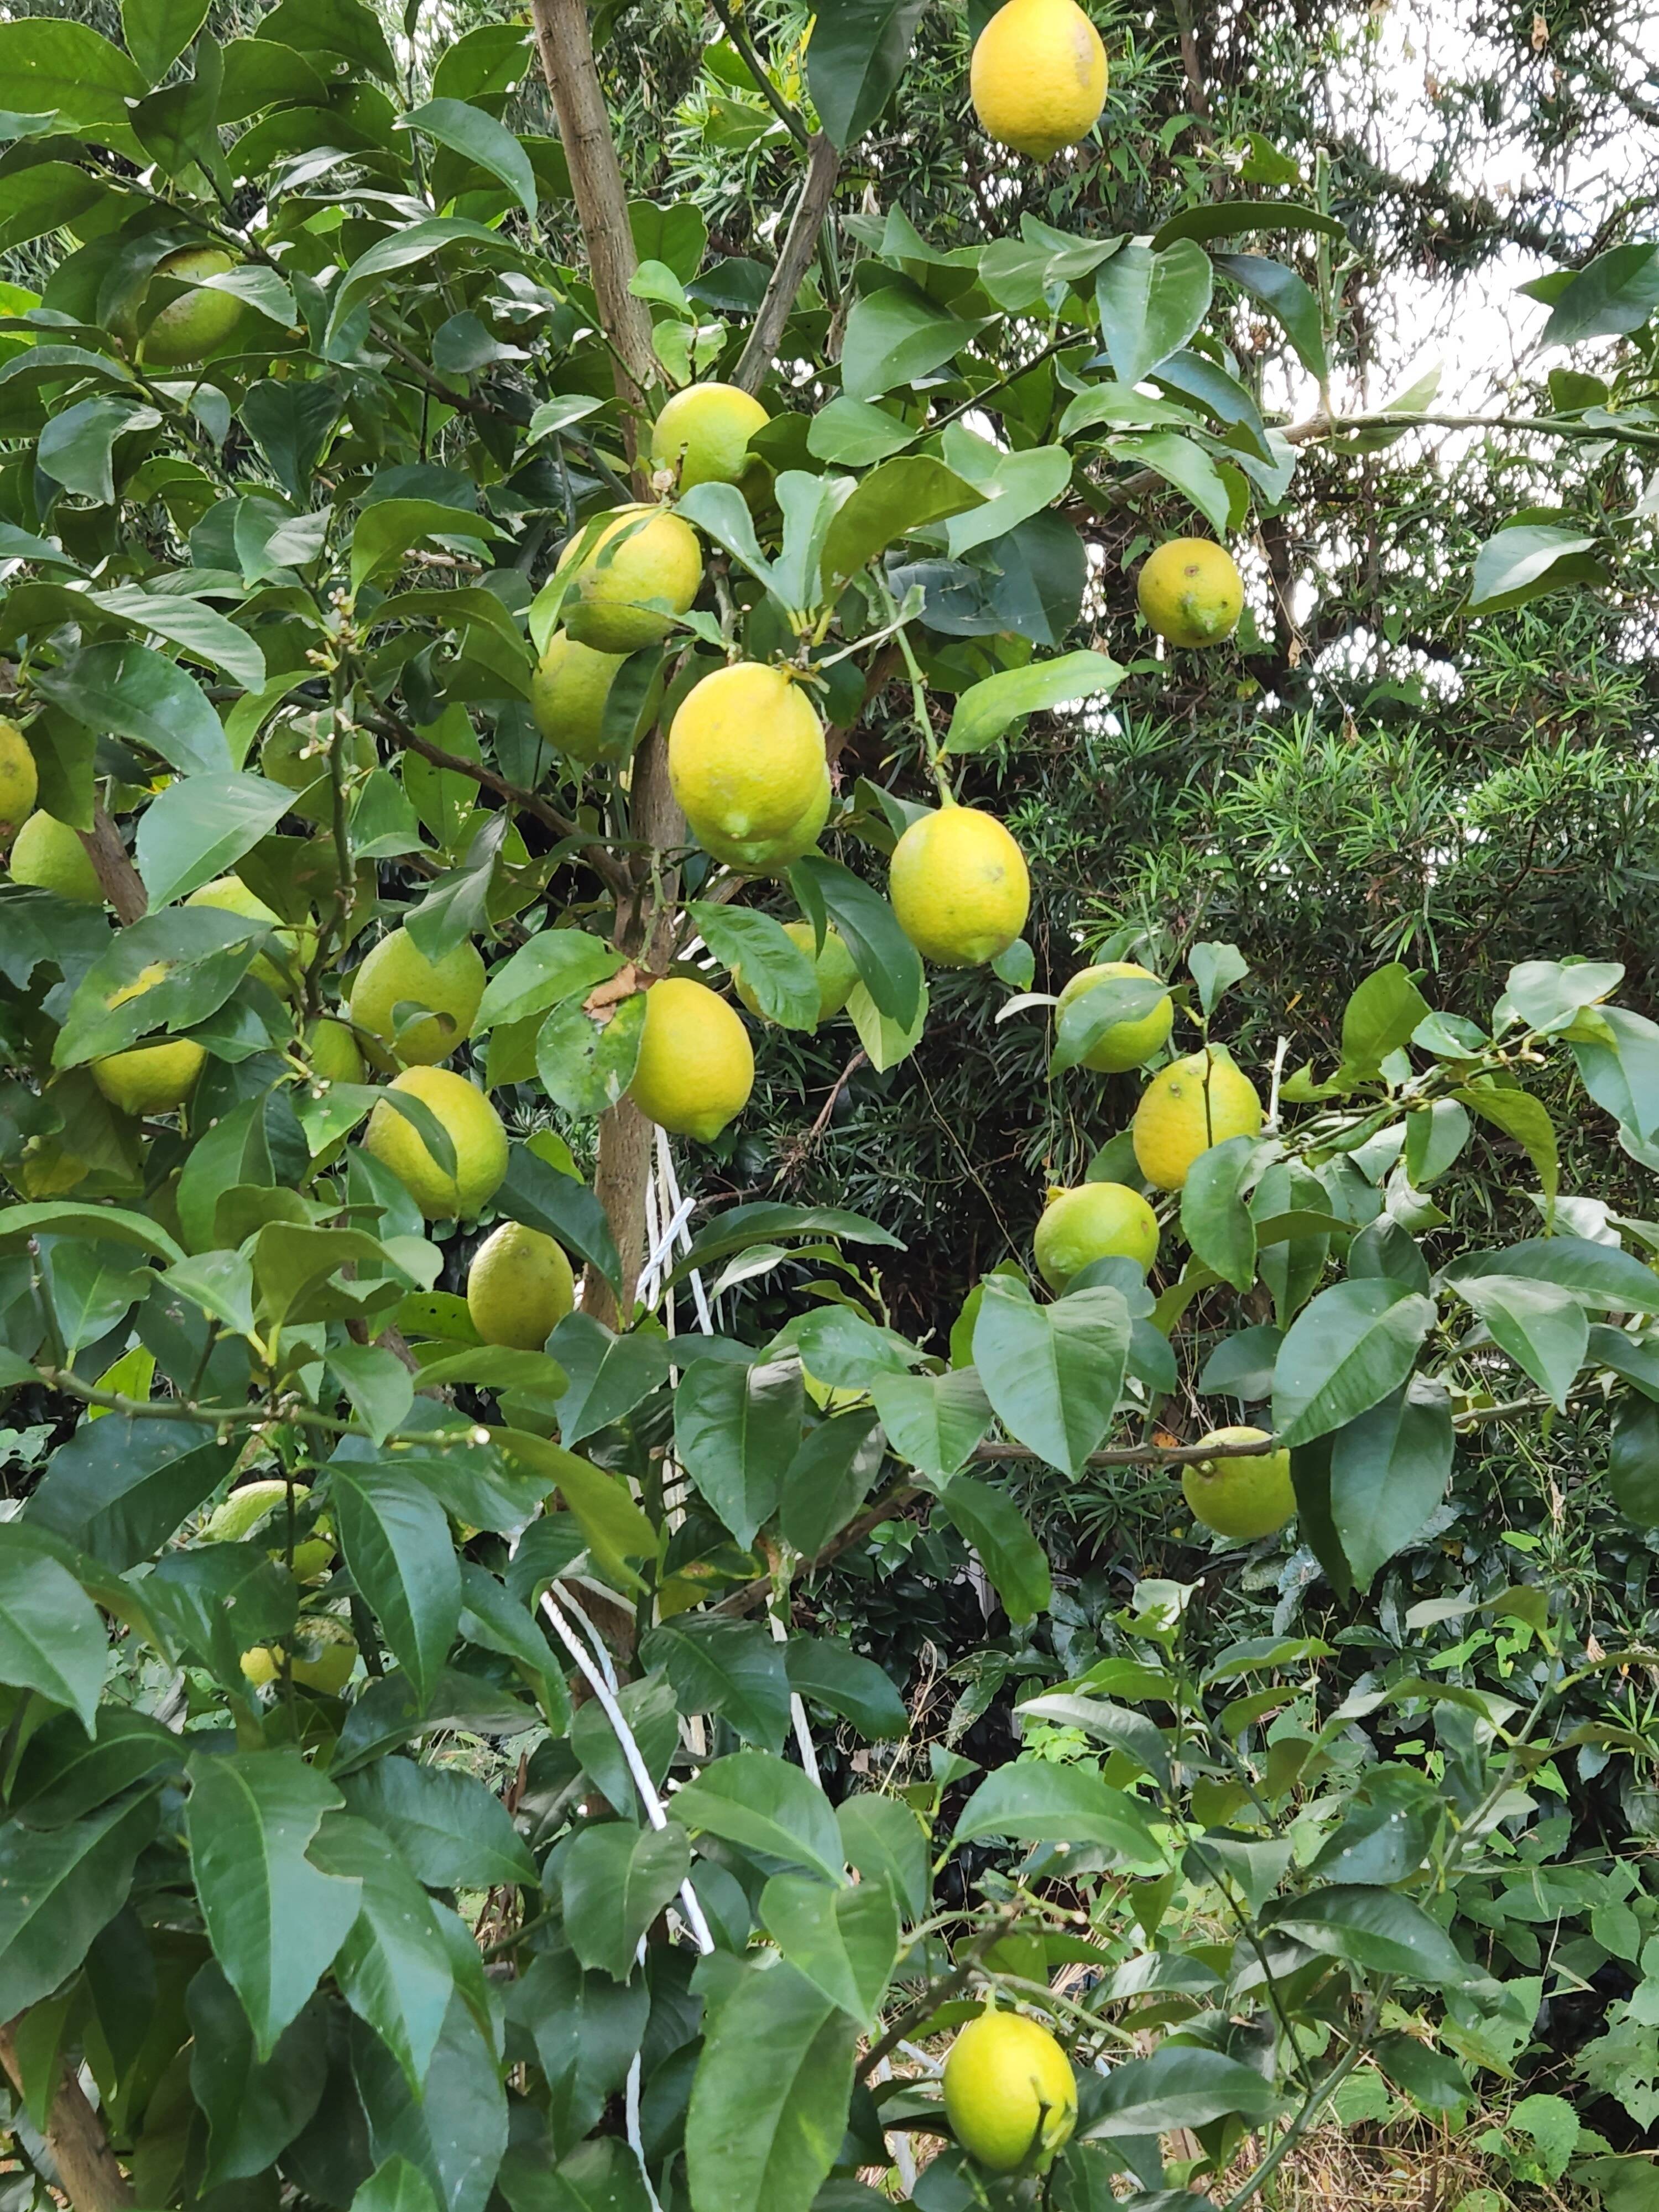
[530,631,629,765]
[1137,538,1244,648]
[260,717,378,823]
[0,719,38,846]
[970,0,1107,158]
[889,805,1029,968]
[628,977,754,1142]
[306,1016,366,1085]
[348,927,486,1066]
[364,1066,508,1219]
[558,504,702,653]
[140,247,243,367]
[942,2012,1077,2174]
[1182,1425,1296,1541]
[186,875,312,994]
[91,963,206,1116]
[669,662,827,844]
[1131,1049,1262,1191]
[9,812,101,902]
[467,1220,575,1351]
[734,921,858,1026]
[1056,961,1172,1072]
[696,765,831,874]
[650,382,770,491]
[1034,1182,1159,1290]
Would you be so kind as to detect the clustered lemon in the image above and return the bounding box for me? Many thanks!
[1034,1182,1159,1289]
[467,1222,575,1350]
[1182,1426,1296,1541]
[9,812,101,902]
[1057,961,1172,1071]
[0,719,38,846]
[1131,1048,1262,1190]
[1137,538,1244,648]
[942,2011,1077,2173]
[669,662,826,849]
[349,927,486,1066]
[889,804,1030,968]
[650,382,769,491]
[558,504,701,653]
[734,921,858,1027]
[363,1066,508,1219]
[531,632,629,765]
[970,0,1108,158]
[627,977,754,1142]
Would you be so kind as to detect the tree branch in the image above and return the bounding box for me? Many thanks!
[77,805,145,925]
[0,2022,132,2212]
[734,133,841,394]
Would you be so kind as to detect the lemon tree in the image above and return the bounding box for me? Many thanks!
[2,7,1659,2212]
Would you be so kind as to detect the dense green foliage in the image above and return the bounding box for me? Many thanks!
[3,4,1659,2212]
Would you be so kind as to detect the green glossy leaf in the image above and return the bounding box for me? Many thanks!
[1082,2045,1275,2137]
[330,1464,462,1702]
[972,1274,1131,1475]
[497,1144,622,1300]
[688,902,821,1031]
[953,1762,1160,1862]
[640,1616,790,1749]
[686,1959,859,2212]
[185,1747,361,2058]
[341,1755,537,1890]
[790,854,923,1029]
[806,0,930,148]
[760,1873,899,2025]
[1538,242,1659,349]
[1181,1134,1259,1294]
[135,770,295,911]
[866,1366,991,1479]
[1214,250,1327,376]
[1094,238,1214,387]
[1328,1377,1453,1590]
[672,1752,845,1885]
[675,1354,803,1550]
[558,1821,690,1981]
[1152,201,1344,248]
[28,1417,235,1571]
[0,1524,107,1731]
[402,96,537,218]
[1465,524,1605,615]
[1271,1279,1436,1448]
[945,648,1123,756]
[0,1790,158,2018]
[311,1812,455,2092]
[1455,1082,1559,1199]
[187,1964,328,2188]
[1261,1884,1472,1983]
[819,456,984,587]
[784,1637,907,1739]
[1456,1274,1588,1410]
[1340,963,1432,1077]
[934,1472,1051,1624]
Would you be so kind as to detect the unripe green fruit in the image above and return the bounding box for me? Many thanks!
[942,2012,1077,2174]
[348,927,486,1066]
[9,812,101,902]
[733,921,858,1026]
[140,247,243,368]
[530,632,628,764]
[363,1066,508,1219]
[241,1634,357,1695]
[205,1479,305,1543]
[467,1221,575,1350]
[306,1016,366,1086]
[1033,1182,1159,1289]
[0,719,39,846]
[1056,961,1172,1072]
[649,382,769,491]
[1181,1425,1296,1541]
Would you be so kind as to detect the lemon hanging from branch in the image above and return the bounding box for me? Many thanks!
[970,0,1107,159]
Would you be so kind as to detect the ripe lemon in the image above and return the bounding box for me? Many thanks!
[467,1220,575,1350]
[734,921,858,1026]
[670,662,826,845]
[1131,1049,1262,1191]
[942,2012,1077,2174]
[1057,961,1172,1072]
[1034,1182,1159,1290]
[530,631,628,764]
[889,804,1030,968]
[91,964,206,1117]
[970,0,1107,158]
[1182,1425,1295,1541]
[628,976,754,1142]
[558,504,702,653]
[140,247,243,367]
[187,875,314,994]
[260,716,377,822]
[697,766,831,874]
[1137,539,1244,648]
[349,927,486,1066]
[9,812,101,902]
[0,719,38,846]
[650,382,770,491]
[364,1066,508,1219]
[306,1016,365,1086]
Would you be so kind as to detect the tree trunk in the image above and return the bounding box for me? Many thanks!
[0,2025,132,2212]
[78,805,145,924]
[529,0,656,419]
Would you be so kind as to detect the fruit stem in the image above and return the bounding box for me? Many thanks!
[894,617,954,802]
